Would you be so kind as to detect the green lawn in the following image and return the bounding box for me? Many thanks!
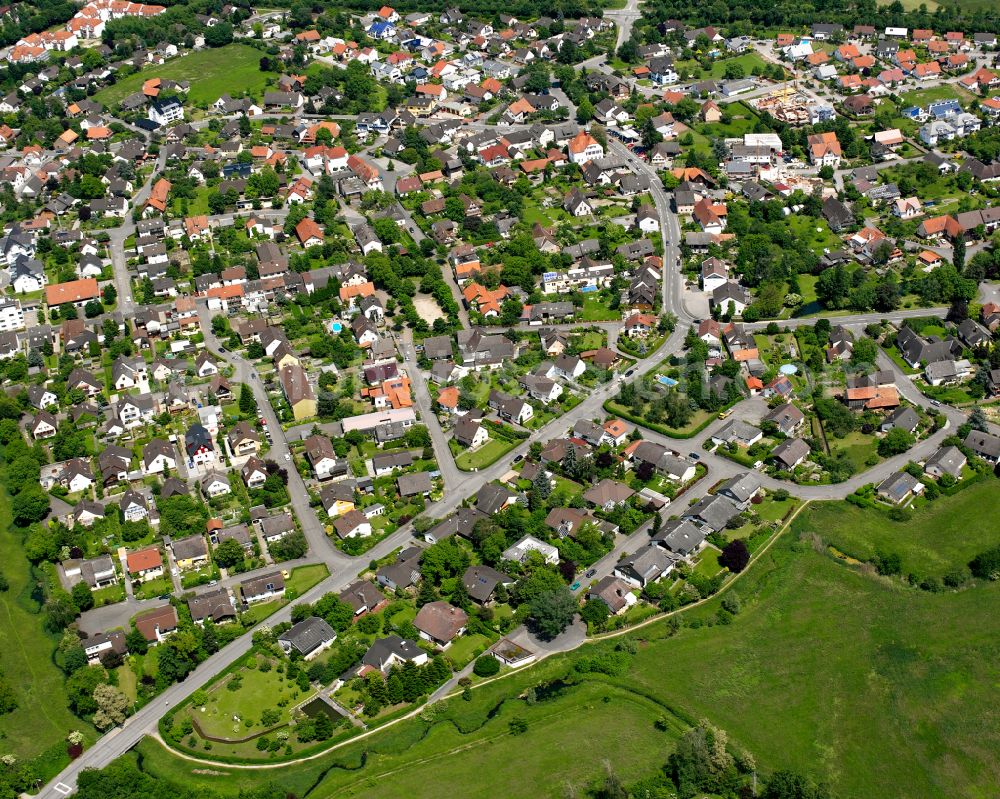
[898,84,965,109]
[580,296,620,321]
[240,599,283,626]
[444,633,492,669]
[137,678,677,799]
[918,382,976,406]
[101,491,1000,798]
[92,583,126,607]
[786,215,843,256]
[573,330,606,351]
[94,45,274,108]
[134,576,173,601]
[186,657,314,741]
[830,430,880,473]
[605,400,716,439]
[285,564,330,598]
[455,439,517,471]
[706,52,770,79]
[796,478,998,580]
[0,485,91,769]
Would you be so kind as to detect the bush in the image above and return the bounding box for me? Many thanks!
[969,545,1000,580]
[718,539,750,573]
[472,655,500,677]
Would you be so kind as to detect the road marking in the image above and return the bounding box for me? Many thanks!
[54,783,72,795]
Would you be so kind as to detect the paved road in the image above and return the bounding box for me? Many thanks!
[196,301,350,572]
[398,328,462,490]
[39,79,983,796]
[606,0,642,50]
[106,149,168,316]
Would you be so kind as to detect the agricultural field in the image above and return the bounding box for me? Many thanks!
[94,45,274,108]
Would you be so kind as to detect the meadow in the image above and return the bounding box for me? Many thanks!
[95,45,274,108]
[120,487,1000,798]
[0,485,90,775]
[795,478,997,580]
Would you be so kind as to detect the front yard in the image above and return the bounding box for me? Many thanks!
[454,438,518,471]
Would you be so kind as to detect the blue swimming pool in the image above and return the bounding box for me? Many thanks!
[779,363,798,375]
[330,322,343,333]
[580,285,598,293]
[657,375,678,387]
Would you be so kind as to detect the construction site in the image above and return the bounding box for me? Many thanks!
[750,85,826,125]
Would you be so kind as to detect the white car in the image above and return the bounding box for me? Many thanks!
[284,453,291,461]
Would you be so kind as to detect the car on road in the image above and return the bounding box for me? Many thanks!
[218,346,227,353]
[513,454,524,463]
[624,369,635,377]
[689,452,700,461]
[585,568,597,578]
[570,581,581,591]
[284,453,291,461]
[930,399,940,407]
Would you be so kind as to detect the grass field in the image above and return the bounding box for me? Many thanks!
[628,529,1000,799]
[109,490,1000,798]
[794,479,997,579]
[188,657,314,740]
[898,84,965,109]
[580,296,620,321]
[94,45,273,108]
[285,564,330,598]
[0,485,90,768]
[138,678,677,798]
[455,439,517,471]
[786,215,843,256]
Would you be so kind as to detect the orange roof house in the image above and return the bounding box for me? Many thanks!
[207,284,244,301]
[46,278,99,306]
[339,281,375,303]
[437,386,459,410]
[918,250,942,268]
[145,178,171,212]
[845,385,899,409]
[362,376,412,409]
[303,121,340,142]
[126,547,162,574]
[462,282,509,316]
[807,131,842,161]
[294,217,325,246]
[507,97,535,117]
[85,126,113,140]
[568,130,600,156]
[184,215,209,237]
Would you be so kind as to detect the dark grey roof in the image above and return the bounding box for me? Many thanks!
[278,616,336,656]
[652,519,706,556]
[462,564,512,603]
[362,634,424,670]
